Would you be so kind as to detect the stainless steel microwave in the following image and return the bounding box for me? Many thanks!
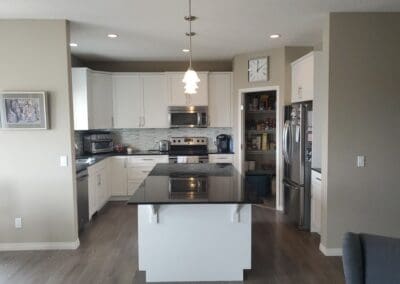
[168,106,208,128]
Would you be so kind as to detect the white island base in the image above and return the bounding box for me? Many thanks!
[138,204,252,282]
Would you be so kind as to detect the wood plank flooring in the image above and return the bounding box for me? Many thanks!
[0,202,344,284]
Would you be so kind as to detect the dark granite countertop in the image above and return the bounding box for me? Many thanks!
[127,164,263,205]
[207,151,235,155]
[75,151,168,173]
[311,167,321,173]
[75,151,236,173]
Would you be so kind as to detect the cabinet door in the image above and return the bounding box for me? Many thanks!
[311,171,322,233]
[113,74,142,128]
[72,68,90,130]
[142,74,169,128]
[187,72,208,106]
[90,72,113,129]
[208,73,232,127]
[167,73,188,106]
[167,72,208,106]
[110,157,128,196]
[209,154,234,164]
[291,53,314,103]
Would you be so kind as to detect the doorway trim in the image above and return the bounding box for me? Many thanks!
[237,86,283,211]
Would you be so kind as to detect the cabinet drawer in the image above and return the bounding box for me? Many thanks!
[127,155,168,165]
[128,181,143,195]
[209,154,234,163]
[127,167,153,180]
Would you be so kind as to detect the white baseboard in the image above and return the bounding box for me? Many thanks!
[319,243,342,256]
[0,238,80,251]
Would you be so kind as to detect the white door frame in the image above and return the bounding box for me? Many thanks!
[237,86,284,211]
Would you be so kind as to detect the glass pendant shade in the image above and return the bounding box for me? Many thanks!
[182,68,200,94]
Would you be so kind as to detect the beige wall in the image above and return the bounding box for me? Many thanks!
[0,20,78,246]
[232,47,312,156]
[322,13,400,249]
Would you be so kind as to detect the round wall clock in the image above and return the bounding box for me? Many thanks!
[248,57,268,82]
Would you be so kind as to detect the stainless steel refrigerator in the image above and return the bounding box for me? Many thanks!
[283,102,312,230]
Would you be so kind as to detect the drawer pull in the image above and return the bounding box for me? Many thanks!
[316,177,321,181]
[142,158,154,161]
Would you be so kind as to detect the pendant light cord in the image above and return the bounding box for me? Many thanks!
[188,0,192,68]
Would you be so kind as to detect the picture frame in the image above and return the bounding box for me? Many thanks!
[0,91,49,130]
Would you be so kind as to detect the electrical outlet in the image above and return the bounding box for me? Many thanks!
[357,155,365,168]
[15,217,22,229]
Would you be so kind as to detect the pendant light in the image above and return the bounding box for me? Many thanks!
[182,0,200,94]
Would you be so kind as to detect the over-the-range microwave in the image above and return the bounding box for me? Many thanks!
[168,106,208,128]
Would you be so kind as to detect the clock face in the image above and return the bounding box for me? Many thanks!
[248,57,268,82]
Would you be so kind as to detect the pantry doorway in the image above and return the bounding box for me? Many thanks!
[238,86,283,211]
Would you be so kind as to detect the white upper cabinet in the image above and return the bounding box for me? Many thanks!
[166,72,208,106]
[142,74,169,128]
[90,72,113,129]
[112,74,142,128]
[72,68,113,130]
[208,72,232,127]
[291,52,315,103]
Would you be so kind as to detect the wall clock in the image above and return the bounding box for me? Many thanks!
[248,57,268,82]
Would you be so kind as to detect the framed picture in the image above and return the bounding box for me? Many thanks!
[0,91,49,130]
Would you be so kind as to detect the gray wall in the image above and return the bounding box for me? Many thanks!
[0,20,78,245]
[82,60,232,72]
[322,13,400,249]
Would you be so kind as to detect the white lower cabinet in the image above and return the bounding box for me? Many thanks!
[311,170,322,234]
[110,157,128,196]
[209,154,234,164]
[87,155,168,212]
[88,159,110,220]
[126,155,169,195]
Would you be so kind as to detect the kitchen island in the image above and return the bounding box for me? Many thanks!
[128,163,262,282]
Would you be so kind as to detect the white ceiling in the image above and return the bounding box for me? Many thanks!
[1,0,400,61]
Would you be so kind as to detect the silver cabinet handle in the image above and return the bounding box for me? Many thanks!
[142,116,145,127]
[142,158,154,161]
[316,177,321,181]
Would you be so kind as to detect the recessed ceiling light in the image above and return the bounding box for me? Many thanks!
[269,34,281,39]
[69,42,78,47]
[107,34,118,38]
[182,49,190,53]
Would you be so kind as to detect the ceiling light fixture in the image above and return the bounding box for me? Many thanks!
[269,34,281,39]
[182,0,200,95]
[182,48,190,53]
[107,34,118,38]
[69,43,78,47]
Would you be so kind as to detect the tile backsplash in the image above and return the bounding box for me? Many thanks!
[74,128,232,155]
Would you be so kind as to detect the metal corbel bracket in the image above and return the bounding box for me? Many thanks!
[149,205,160,224]
[231,204,243,223]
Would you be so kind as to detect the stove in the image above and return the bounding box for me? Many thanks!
[169,137,209,164]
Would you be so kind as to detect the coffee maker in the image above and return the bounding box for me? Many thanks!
[215,134,232,153]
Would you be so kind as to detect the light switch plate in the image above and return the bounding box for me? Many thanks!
[357,155,365,168]
[15,217,22,229]
[60,156,68,167]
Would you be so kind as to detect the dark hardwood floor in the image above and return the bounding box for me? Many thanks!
[0,202,344,284]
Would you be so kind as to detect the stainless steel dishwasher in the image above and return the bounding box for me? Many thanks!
[77,169,89,233]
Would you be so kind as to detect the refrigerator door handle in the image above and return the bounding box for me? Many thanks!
[283,179,301,190]
[283,120,290,164]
